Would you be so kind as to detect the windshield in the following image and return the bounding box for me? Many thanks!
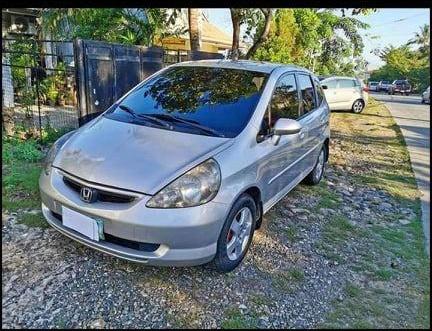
[104,66,269,138]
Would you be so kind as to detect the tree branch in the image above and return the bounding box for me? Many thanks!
[245,9,273,59]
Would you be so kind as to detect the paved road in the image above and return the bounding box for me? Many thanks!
[371,92,430,255]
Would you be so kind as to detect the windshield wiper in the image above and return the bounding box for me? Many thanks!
[118,105,172,129]
[152,113,225,138]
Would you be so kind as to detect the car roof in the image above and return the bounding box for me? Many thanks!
[321,76,359,81]
[171,59,312,74]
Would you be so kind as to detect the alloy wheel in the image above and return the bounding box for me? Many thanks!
[226,207,253,261]
[314,149,325,181]
[353,100,363,113]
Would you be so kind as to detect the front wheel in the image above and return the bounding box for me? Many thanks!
[303,147,326,185]
[210,194,256,273]
[352,99,365,113]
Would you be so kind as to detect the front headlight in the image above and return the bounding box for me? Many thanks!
[146,158,221,208]
[44,130,76,175]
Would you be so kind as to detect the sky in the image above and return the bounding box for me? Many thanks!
[203,8,430,71]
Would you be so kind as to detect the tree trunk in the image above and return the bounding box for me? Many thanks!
[188,8,201,51]
[230,9,241,60]
[245,9,273,59]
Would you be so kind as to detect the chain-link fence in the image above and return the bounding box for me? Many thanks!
[2,37,79,141]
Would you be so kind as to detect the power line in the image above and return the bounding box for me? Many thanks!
[373,12,429,28]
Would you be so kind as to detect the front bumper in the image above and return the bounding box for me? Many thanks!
[39,168,229,266]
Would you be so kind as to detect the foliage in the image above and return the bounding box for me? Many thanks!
[8,38,36,100]
[407,24,430,59]
[41,126,75,145]
[370,28,430,92]
[252,9,369,76]
[3,137,44,163]
[40,8,182,46]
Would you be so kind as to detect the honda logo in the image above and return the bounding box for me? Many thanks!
[80,187,98,203]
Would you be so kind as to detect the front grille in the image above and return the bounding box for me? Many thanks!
[50,210,159,252]
[63,176,135,203]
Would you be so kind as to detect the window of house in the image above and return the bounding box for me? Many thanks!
[297,74,317,115]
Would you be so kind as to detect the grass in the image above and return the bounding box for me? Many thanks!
[271,267,305,293]
[285,226,298,242]
[2,136,45,228]
[320,98,430,328]
[221,307,258,329]
[17,212,50,229]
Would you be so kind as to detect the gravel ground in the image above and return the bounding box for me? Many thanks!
[2,102,429,328]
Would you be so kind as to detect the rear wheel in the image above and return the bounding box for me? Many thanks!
[303,147,326,185]
[210,194,256,273]
[352,99,365,113]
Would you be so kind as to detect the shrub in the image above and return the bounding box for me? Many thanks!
[3,137,44,163]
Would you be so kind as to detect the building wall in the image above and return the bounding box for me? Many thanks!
[160,38,221,53]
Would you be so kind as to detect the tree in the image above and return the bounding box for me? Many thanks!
[188,9,201,51]
[252,9,368,76]
[407,24,430,58]
[40,8,181,47]
[245,9,273,59]
[370,44,430,91]
[229,8,273,60]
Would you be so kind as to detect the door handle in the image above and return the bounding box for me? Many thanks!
[299,130,306,140]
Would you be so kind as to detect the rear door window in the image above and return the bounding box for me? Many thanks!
[297,74,317,115]
[323,79,337,89]
[338,79,356,88]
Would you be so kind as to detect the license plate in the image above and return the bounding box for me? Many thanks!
[62,206,102,241]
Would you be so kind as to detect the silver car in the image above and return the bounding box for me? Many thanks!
[421,86,430,104]
[39,60,330,272]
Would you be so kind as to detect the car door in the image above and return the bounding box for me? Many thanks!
[255,73,305,204]
[322,78,348,110]
[337,78,358,108]
[296,73,326,173]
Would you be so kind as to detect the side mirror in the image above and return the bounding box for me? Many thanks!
[322,85,328,90]
[271,118,302,145]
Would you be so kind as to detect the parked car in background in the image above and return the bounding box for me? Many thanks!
[39,60,330,272]
[422,86,430,104]
[368,81,379,91]
[377,80,391,92]
[388,80,412,95]
[320,76,368,113]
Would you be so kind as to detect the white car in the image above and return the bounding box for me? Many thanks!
[368,81,379,91]
[421,86,430,104]
[320,76,369,113]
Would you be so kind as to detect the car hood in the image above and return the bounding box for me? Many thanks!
[53,116,232,194]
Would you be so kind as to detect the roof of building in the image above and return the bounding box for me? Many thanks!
[173,59,311,74]
[201,21,232,47]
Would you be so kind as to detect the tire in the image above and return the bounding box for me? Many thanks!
[352,99,365,113]
[303,147,326,185]
[421,99,425,104]
[210,194,257,273]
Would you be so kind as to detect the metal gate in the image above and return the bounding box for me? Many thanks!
[2,37,79,140]
[74,39,224,125]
